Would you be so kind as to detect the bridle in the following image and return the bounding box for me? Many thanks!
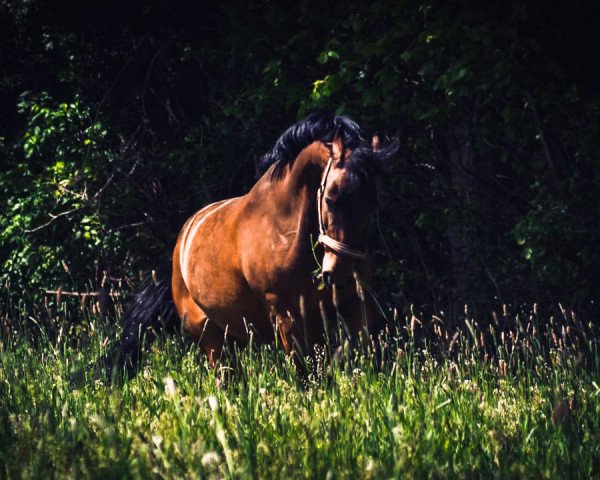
[316,147,368,261]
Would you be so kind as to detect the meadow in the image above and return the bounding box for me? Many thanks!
[1,303,599,479]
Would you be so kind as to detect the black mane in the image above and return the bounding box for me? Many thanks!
[259,113,366,177]
[259,112,399,180]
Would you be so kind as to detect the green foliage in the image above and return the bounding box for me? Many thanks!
[0,93,122,309]
[1,0,599,315]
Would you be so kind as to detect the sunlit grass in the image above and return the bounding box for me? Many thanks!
[1,305,599,478]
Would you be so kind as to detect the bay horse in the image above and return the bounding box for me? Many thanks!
[110,113,398,375]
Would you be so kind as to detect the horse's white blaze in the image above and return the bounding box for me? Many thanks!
[179,198,237,287]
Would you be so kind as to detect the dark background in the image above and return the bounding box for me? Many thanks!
[1,0,599,321]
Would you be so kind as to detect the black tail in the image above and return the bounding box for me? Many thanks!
[102,262,178,379]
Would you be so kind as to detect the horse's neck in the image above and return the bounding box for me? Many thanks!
[284,144,325,209]
[250,144,326,253]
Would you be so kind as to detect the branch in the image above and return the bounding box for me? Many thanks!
[527,90,559,185]
[24,206,83,233]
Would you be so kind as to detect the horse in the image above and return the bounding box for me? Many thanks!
[109,113,398,375]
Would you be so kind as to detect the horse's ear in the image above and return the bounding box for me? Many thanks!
[373,137,400,173]
[331,136,344,162]
[371,135,379,152]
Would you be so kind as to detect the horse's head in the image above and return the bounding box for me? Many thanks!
[318,135,398,287]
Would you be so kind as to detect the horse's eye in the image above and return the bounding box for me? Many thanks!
[325,197,337,210]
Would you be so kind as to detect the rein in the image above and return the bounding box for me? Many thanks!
[316,152,368,261]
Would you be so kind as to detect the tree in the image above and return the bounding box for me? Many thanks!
[1,0,599,321]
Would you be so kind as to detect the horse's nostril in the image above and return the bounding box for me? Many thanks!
[322,271,332,287]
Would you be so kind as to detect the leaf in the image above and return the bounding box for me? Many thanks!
[317,50,340,64]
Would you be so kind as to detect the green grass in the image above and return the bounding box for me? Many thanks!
[1,307,600,479]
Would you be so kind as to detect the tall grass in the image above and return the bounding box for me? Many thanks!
[1,303,599,478]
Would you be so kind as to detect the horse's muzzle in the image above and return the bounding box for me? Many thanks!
[322,250,355,287]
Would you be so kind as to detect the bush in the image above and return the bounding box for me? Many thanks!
[0,93,122,314]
